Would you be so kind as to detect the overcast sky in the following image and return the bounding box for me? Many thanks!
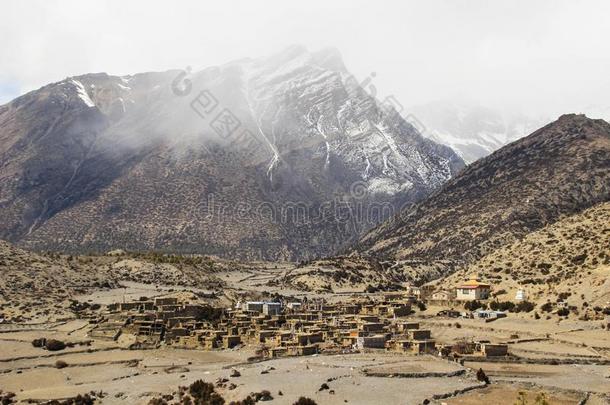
[2,0,609,118]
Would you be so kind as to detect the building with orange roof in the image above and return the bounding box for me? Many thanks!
[456,277,491,301]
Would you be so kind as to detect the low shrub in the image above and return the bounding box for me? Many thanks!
[45,339,66,351]
[476,368,490,384]
[31,338,46,348]
[293,398,318,405]
[514,301,535,313]
[55,360,68,369]
[252,390,273,401]
[189,380,224,404]
[464,300,485,311]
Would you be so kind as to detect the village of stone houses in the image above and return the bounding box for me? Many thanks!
[0,250,608,405]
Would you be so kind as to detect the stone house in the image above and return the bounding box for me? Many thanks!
[356,334,389,349]
[456,278,491,301]
[430,290,454,302]
[480,343,508,357]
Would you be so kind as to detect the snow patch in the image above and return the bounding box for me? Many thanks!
[117,97,126,113]
[363,155,371,180]
[70,79,96,108]
[367,177,412,195]
[316,114,331,167]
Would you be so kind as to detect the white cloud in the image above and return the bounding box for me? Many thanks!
[1,0,609,117]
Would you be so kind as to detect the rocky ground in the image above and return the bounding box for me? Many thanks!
[1,313,608,405]
[1,240,609,404]
[359,114,610,283]
[438,202,610,317]
[1,279,609,404]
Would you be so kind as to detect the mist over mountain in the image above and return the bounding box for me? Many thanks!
[0,46,463,260]
[2,4,610,404]
[357,114,610,281]
[408,100,610,164]
[409,101,547,163]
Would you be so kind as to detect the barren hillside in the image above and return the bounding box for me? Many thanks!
[442,202,610,315]
[0,47,462,261]
[358,114,610,281]
[0,241,234,322]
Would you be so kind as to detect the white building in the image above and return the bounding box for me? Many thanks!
[243,301,264,312]
[456,278,491,301]
[263,302,282,316]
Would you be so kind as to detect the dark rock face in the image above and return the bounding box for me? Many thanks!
[358,114,610,276]
[0,47,463,260]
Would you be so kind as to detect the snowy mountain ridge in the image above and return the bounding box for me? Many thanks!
[0,46,463,260]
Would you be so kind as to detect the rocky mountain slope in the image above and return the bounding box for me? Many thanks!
[357,114,610,281]
[443,202,610,312]
[0,46,463,260]
[0,239,238,322]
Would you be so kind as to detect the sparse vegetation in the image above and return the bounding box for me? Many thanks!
[487,300,534,313]
[44,393,95,405]
[464,300,485,311]
[476,368,490,384]
[31,338,45,348]
[514,391,550,405]
[188,380,224,404]
[45,339,67,351]
[252,390,273,402]
[293,398,318,405]
[55,360,68,369]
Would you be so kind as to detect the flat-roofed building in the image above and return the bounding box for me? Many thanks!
[356,334,390,349]
[481,343,508,357]
[263,302,282,316]
[456,278,491,301]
